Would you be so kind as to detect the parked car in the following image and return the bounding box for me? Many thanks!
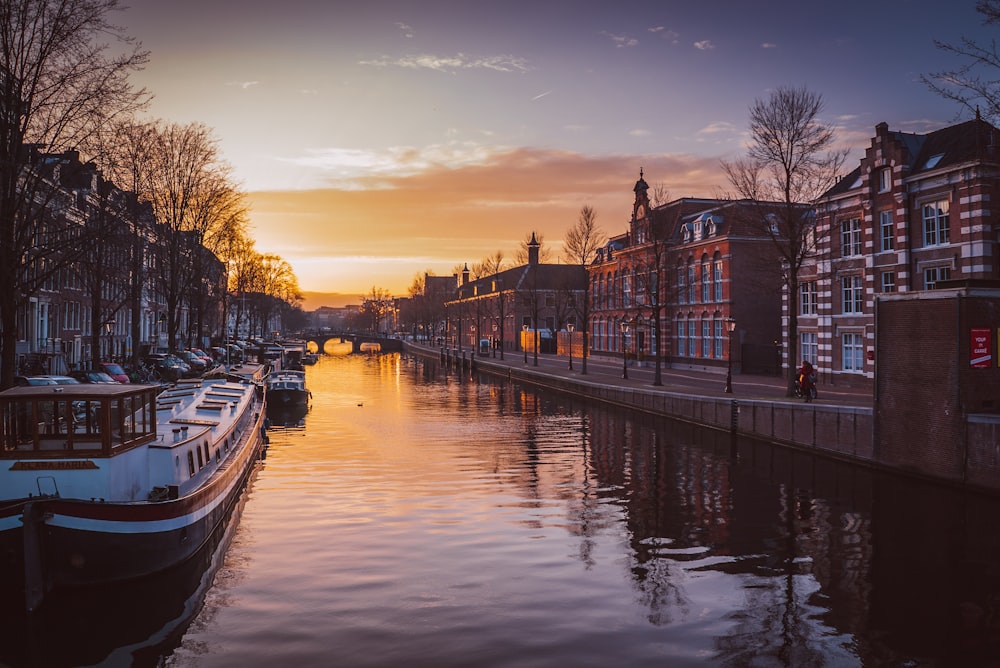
[70,370,119,384]
[16,375,81,386]
[176,350,207,375]
[189,348,215,367]
[14,376,59,386]
[100,362,130,383]
[145,353,190,381]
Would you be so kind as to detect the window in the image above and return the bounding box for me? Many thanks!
[677,320,686,356]
[922,200,950,246]
[800,281,818,315]
[841,218,861,257]
[713,260,723,301]
[842,275,864,313]
[879,210,894,252]
[702,319,711,357]
[677,267,686,304]
[881,272,896,293]
[877,167,892,193]
[688,319,696,357]
[622,274,631,307]
[801,331,817,365]
[713,319,723,358]
[924,266,951,290]
[842,333,865,372]
[687,265,696,303]
[701,262,711,302]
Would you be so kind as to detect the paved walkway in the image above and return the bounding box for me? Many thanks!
[407,342,873,409]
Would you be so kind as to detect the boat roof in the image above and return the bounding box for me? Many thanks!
[0,383,159,399]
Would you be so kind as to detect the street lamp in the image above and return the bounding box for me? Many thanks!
[725,317,737,394]
[522,324,529,364]
[621,319,630,380]
[567,322,575,370]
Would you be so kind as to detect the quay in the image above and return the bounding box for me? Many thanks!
[404,340,999,495]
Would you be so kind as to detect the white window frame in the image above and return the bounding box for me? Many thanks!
[677,320,686,357]
[842,275,864,313]
[801,331,818,365]
[879,210,894,252]
[800,281,818,315]
[842,332,865,372]
[701,319,711,357]
[878,167,892,193]
[841,218,861,257]
[922,199,950,247]
[881,272,896,293]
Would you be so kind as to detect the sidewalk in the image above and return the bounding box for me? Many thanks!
[409,342,872,409]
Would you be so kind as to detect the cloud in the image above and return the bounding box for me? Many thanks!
[531,90,552,101]
[697,122,737,135]
[649,26,680,43]
[629,129,651,137]
[761,42,778,49]
[249,148,729,293]
[358,53,531,73]
[602,31,639,48]
[395,22,414,38]
[694,40,715,50]
[226,80,260,89]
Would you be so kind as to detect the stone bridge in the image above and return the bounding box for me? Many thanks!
[299,331,403,354]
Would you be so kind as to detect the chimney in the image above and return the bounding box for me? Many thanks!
[528,232,540,265]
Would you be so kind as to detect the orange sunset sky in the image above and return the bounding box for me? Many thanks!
[119,0,992,301]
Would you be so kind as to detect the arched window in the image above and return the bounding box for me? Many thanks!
[701,254,711,302]
[713,252,723,302]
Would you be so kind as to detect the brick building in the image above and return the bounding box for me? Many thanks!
[588,172,791,375]
[446,234,586,358]
[803,117,1000,389]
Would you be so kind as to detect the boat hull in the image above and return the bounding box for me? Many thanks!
[0,395,266,607]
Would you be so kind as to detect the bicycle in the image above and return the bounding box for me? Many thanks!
[794,375,817,402]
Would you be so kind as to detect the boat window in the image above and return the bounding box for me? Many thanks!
[196,447,203,469]
[188,451,196,477]
[203,441,210,464]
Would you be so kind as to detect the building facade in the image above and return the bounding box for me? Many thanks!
[588,173,787,375]
[803,118,1000,388]
[446,234,587,357]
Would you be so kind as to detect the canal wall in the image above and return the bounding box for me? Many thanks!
[406,344,874,469]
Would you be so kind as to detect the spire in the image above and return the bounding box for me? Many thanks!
[633,168,648,196]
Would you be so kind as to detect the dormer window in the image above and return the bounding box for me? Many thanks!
[682,225,692,243]
[705,220,716,237]
[693,221,702,240]
[877,167,892,193]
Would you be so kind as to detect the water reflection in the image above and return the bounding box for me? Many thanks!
[5,352,1000,666]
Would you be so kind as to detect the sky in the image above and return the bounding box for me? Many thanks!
[119,0,996,303]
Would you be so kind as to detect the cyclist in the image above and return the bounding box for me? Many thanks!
[798,360,817,403]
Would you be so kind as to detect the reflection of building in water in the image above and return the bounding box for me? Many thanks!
[585,407,878,656]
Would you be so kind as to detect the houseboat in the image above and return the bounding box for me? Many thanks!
[265,369,310,409]
[0,377,267,611]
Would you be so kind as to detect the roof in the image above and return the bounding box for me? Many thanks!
[823,117,1000,199]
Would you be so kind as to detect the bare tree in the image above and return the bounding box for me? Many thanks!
[922,1,1000,122]
[481,251,510,359]
[721,85,848,395]
[139,122,238,350]
[0,0,150,387]
[562,205,606,374]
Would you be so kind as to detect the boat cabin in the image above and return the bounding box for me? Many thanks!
[0,384,159,458]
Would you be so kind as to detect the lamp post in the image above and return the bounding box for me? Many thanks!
[621,319,630,379]
[492,323,497,358]
[103,320,114,362]
[522,324,529,364]
[725,317,737,394]
[567,322,575,370]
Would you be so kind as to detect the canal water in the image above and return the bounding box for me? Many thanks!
[4,344,1000,667]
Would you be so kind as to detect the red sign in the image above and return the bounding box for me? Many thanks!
[971,328,992,368]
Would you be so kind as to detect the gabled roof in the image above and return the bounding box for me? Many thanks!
[823,118,1000,198]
